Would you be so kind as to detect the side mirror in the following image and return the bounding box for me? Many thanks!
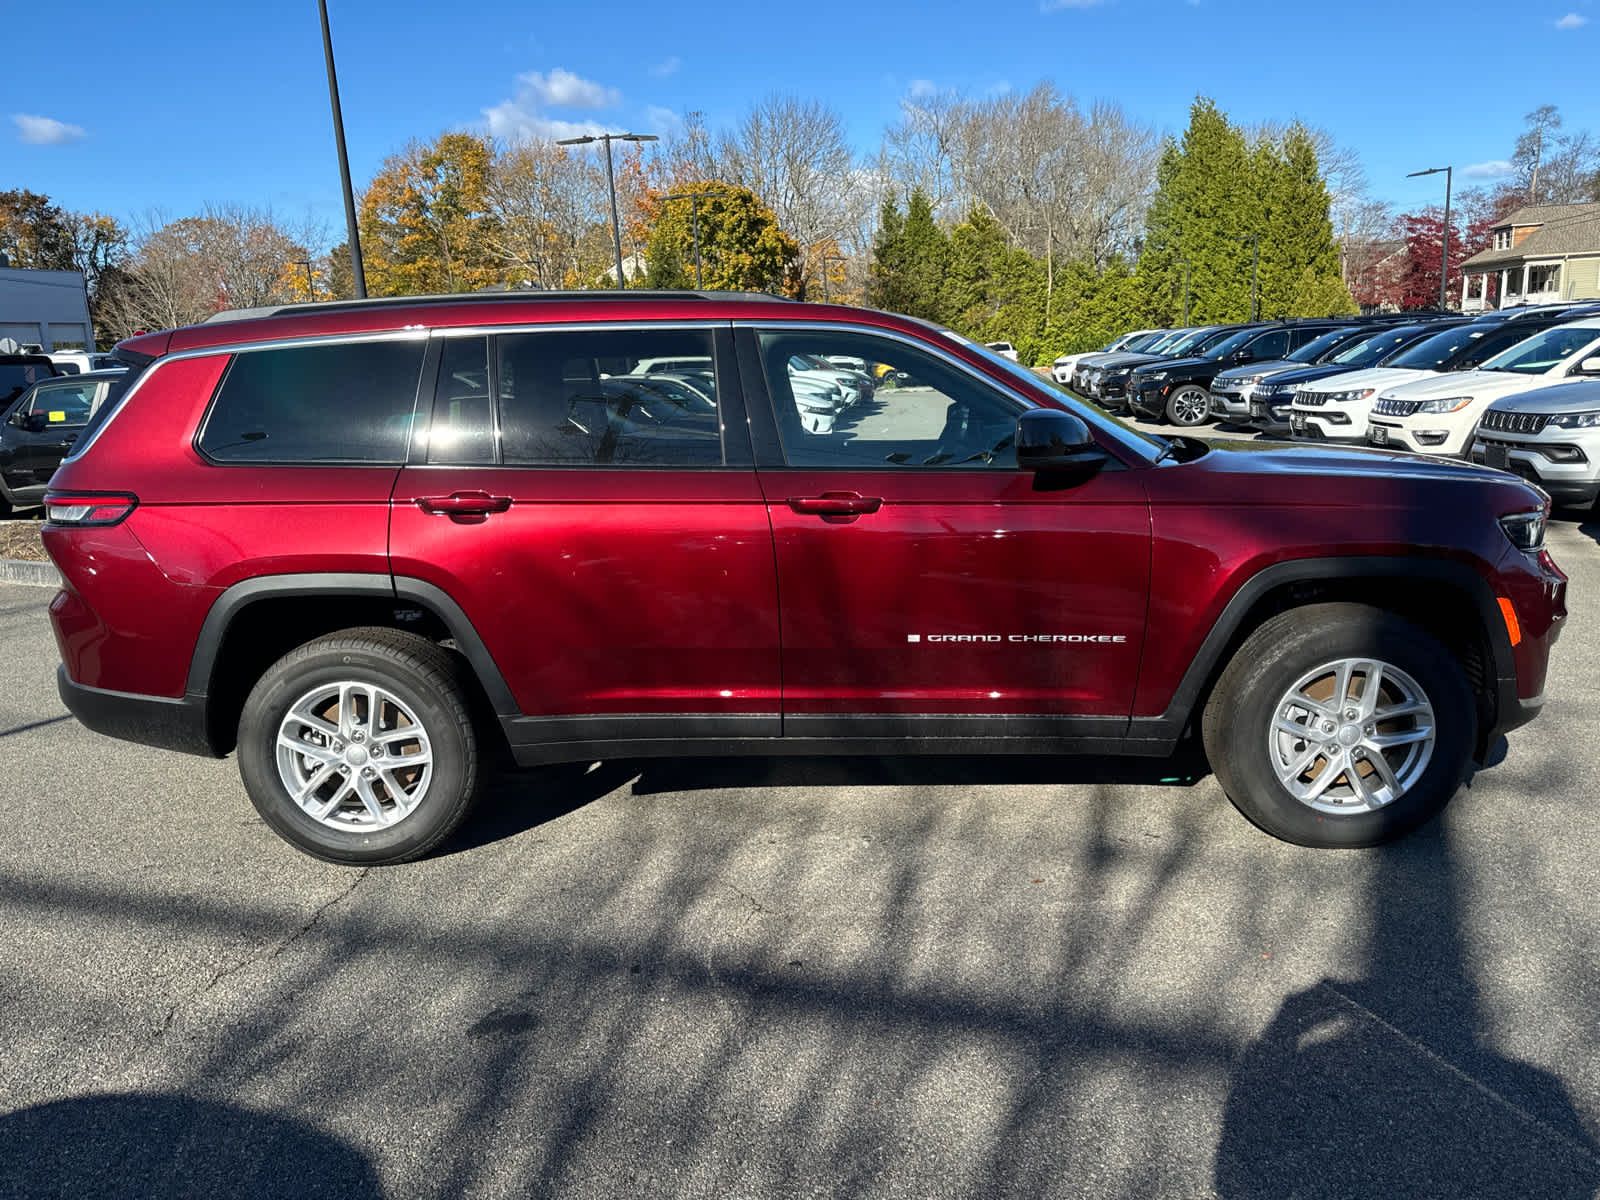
[22,412,49,434]
[1233,349,1256,363]
[1572,356,1600,376]
[1016,409,1105,472]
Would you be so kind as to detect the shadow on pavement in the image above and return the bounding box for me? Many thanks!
[1214,823,1600,1199]
[442,743,1213,856]
[0,1093,383,1198]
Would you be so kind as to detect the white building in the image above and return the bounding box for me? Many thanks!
[0,266,95,352]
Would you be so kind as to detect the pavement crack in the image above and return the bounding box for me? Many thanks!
[1316,980,1600,1167]
[151,868,370,1043]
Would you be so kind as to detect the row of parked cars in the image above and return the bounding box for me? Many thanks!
[1054,302,1600,511]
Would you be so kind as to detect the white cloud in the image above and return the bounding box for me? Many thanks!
[12,113,86,145]
[986,80,1013,97]
[482,103,616,143]
[908,78,939,100]
[1465,160,1515,179]
[1555,12,1587,27]
[1041,0,1107,10]
[516,68,620,110]
[649,56,681,78]
[644,105,681,136]
[482,68,635,144]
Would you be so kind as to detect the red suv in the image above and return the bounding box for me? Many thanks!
[41,292,1568,863]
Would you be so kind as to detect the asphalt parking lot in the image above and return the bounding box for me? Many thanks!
[2,509,1599,1198]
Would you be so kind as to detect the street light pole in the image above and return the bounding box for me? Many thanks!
[664,191,730,289]
[294,258,316,301]
[558,132,660,288]
[820,252,846,304]
[317,0,366,298]
[1239,235,1259,320]
[1407,166,1453,309]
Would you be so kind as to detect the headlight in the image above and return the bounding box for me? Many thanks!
[1416,396,1474,415]
[1142,371,1168,382]
[1499,509,1546,551]
[1547,409,1600,428]
[1326,388,1375,403]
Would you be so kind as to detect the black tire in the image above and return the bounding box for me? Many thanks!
[1165,384,1212,427]
[237,627,480,865]
[1201,604,1475,848]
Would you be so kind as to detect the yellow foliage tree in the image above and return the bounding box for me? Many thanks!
[359,133,502,295]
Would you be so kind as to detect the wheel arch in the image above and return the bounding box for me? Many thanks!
[188,573,518,755]
[1136,557,1514,756]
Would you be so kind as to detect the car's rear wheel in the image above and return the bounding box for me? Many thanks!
[1201,604,1475,848]
[1166,385,1212,427]
[237,627,480,865]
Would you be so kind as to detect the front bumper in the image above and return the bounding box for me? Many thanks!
[1209,386,1250,418]
[1365,419,1462,455]
[1247,397,1294,433]
[1469,435,1600,507]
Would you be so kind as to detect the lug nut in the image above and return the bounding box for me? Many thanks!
[1345,709,1358,720]
[361,766,376,779]
[352,730,365,743]
[1365,724,1375,736]
[1322,721,1336,734]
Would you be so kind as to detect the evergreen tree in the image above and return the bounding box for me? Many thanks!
[1257,126,1353,316]
[869,187,949,321]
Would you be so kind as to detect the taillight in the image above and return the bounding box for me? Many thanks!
[43,492,138,527]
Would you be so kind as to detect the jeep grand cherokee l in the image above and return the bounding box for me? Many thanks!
[42,291,1567,864]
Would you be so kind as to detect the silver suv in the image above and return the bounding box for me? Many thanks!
[1470,379,1600,511]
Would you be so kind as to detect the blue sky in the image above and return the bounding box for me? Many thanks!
[6,0,1598,239]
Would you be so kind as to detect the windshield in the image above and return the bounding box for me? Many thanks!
[1480,325,1600,374]
[1142,329,1189,353]
[1289,327,1362,363]
[1202,329,1258,359]
[1123,331,1164,351]
[1161,328,1217,355]
[1385,325,1496,370]
[1191,327,1244,354]
[1330,326,1432,367]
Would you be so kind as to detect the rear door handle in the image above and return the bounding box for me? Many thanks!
[417,491,513,517]
[786,491,883,517]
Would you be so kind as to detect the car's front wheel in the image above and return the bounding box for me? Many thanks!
[1165,385,1212,427]
[237,627,480,864]
[1202,604,1475,848]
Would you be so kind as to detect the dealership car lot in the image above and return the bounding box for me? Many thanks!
[2,507,1598,1195]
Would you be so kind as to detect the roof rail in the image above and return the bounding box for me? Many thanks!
[201,289,796,325]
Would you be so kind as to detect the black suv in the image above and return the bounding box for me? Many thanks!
[1124,320,1358,426]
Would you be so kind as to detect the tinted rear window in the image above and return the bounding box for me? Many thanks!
[199,339,426,463]
[1,363,55,405]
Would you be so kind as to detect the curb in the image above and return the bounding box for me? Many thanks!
[0,558,60,588]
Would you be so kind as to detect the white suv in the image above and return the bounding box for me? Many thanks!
[1365,320,1600,456]
[1470,380,1600,511]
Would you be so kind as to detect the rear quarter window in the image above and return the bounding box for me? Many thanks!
[198,338,426,463]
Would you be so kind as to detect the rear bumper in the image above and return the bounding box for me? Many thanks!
[57,666,220,758]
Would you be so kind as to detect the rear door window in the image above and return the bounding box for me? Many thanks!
[198,338,426,463]
[425,328,724,467]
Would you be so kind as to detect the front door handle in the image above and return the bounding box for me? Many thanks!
[417,491,513,517]
[786,491,883,517]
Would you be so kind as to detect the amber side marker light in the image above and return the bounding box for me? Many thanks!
[1497,597,1522,647]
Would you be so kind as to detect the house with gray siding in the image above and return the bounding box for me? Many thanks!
[1459,202,1600,312]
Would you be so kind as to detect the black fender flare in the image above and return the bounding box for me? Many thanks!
[1133,555,1514,741]
[185,572,519,716]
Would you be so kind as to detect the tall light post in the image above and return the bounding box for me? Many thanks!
[1237,235,1259,321]
[293,258,317,301]
[664,191,730,289]
[558,132,659,288]
[317,0,366,298]
[1407,166,1453,310]
[820,252,846,304]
